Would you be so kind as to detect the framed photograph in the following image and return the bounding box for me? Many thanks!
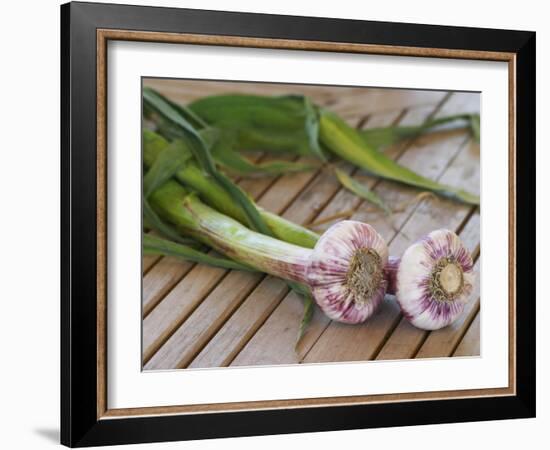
[61,1,535,447]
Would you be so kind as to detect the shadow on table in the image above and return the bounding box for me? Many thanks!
[34,428,59,444]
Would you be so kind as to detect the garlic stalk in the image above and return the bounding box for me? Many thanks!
[150,180,389,324]
[143,129,319,248]
[384,229,475,330]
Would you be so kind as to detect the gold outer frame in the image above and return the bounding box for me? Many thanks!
[96,29,516,420]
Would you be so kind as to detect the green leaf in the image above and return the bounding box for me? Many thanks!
[334,168,390,214]
[142,134,200,245]
[361,113,480,151]
[189,94,324,158]
[143,234,255,271]
[143,88,273,236]
[303,96,326,161]
[143,200,199,246]
[296,295,315,347]
[143,215,153,231]
[144,88,205,142]
[319,110,479,205]
[187,93,478,205]
[286,280,315,348]
[213,142,315,176]
[143,140,193,198]
[198,126,222,148]
[361,127,413,150]
[165,95,209,130]
[143,130,320,247]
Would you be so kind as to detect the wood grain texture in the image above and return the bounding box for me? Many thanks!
[100,29,514,62]
[189,277,290,368]
[453,312,481,357]
[143,254,160,274]
[140,80,481,370]
[143,258,195,317]
[145,270,264,369]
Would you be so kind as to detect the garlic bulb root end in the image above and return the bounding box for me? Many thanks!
[307,220,389,324]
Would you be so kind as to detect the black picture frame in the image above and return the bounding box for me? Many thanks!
[61,1,535,447]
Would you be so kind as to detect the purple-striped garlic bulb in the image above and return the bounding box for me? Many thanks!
[152,185,390,325]
[385,229,475,330]
[307,221,389,324]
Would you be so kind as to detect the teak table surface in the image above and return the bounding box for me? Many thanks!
[141,79,481,371]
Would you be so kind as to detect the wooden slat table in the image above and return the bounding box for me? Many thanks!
[142,79,481,370]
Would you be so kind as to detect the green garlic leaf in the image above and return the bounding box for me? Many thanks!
[143,140,193,198]
[296,295,315,348]
[143,234,254,271]
[189,94,323,158]
[214,144,315,176]
[334,168,390,214]
[303,96,326,161]
[143,88,273,236]
[361,113,480,151]
[320,110,479,205]
[143,200,198,246]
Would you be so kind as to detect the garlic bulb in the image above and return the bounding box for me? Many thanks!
[390,229,475,330]
[150,181,390,325]
[307,221,388,323]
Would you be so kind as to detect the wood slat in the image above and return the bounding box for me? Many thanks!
[144,79,446,121]
[233,92,479,367]
[453,312,481,357]
[323,87,450,118]
[142,263,228,363]
[143,255,160,274]
[145,270,264,369]
[142,258,195,317]
[189,277,289,368]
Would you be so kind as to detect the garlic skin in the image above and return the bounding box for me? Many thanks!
[307,221,389,324]
[395,229,475,330]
